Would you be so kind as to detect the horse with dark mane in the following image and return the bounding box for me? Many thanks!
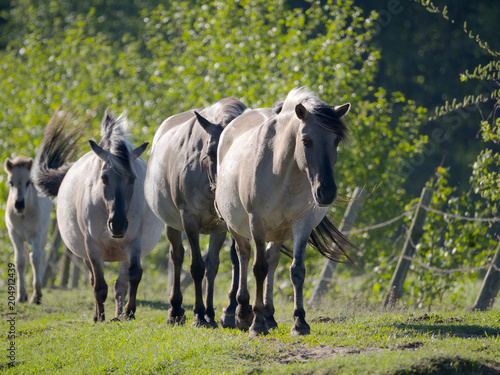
[144,98,247,327]
[215,88,354,336]
[33,110,163,321]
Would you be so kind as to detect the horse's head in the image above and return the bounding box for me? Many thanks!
[294,101,350,207]
[195,111,224,193]
[89,139,148,239]
[4,157,33,213]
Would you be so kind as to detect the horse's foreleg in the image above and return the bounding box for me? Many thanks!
[204,232,226,328]
[28,237,46,304]
[83,259,98,320]
[290,223,312,336]
[166,225,186,324]
[113,261,129,319]
[230,229,253,331]
[182,216,209,327]
[264,242,282,330]
[249,218,269,337]
[220,238,239,329]
[85,239,107,322]
[124,248,142,320]
[10,232,28,303]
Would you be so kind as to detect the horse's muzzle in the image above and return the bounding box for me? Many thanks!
[108,219,128,238]
[314,186,337,207]
[14,199,25,213]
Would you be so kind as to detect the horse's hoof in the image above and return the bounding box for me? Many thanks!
[266,315,278,330]
[235,305,253,331]
[29,296,42,305]
[110,317,122,323]
[220,313,236,329]
[167,307,186,325]
[191,315,212,328]
[205,315,219,329]
[17,294,28,303]
[249,317,269,337]
[291,319,310,336]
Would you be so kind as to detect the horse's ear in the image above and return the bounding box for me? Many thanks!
[4,158,13,173]
[295,103,308,120]
[132,142,149,160]
[194,111,215,133]
[334,103,350,118]
[102,107,113,126]
[26,158,33,171]
[89,140,109,161]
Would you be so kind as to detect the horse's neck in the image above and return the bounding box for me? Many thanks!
[271,117,300,177]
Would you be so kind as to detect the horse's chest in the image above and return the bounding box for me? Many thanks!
[102,245,128,262]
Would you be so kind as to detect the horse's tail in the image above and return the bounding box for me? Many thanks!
[308,214,356,265]
[33,110,87,197]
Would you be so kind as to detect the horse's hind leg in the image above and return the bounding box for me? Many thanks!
[264,242,282,330]
[9,232,28,303]
[204,232,226,328]
[166,225,186,325]
[28,237,46,304]
[229,230,253,332]
[220,238,239,329]
[113,261,129,320]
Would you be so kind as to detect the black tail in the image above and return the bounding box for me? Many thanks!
[33,110,87,197]
[309,214,356,265]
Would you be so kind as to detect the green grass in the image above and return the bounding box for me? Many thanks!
[1,286,499,374]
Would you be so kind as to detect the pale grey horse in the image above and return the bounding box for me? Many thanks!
[144,97,247,327]
[215,88,353,336]
[33,110,163,322]
[4,156,51,304]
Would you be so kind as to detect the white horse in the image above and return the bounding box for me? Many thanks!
[4,156,51,304]
[215,88,353,336]
[33,110,163,321]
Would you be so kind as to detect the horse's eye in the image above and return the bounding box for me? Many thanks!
[302,138,312,147]
[101,174,109,185]
[26,180,31,187]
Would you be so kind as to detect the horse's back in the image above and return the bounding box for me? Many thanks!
[218,107,275,163]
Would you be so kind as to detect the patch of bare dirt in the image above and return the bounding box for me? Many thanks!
[276,342,383,364]
[405,313,462,324]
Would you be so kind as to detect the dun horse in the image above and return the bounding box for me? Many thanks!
[144,98,247,327]
[215,88,353,336]
[33,110,163,321]
[5,156,51,304]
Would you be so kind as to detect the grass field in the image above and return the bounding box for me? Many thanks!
[1,278,499,375]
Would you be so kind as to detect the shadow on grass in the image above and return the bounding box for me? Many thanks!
[137,299,194,312]
[394,323,500,338]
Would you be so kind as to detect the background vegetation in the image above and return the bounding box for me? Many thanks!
[0,0,498,327]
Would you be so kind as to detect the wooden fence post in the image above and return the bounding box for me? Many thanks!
[472,242,500,311]
[308,187,365,306]
[383,187,433,309]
